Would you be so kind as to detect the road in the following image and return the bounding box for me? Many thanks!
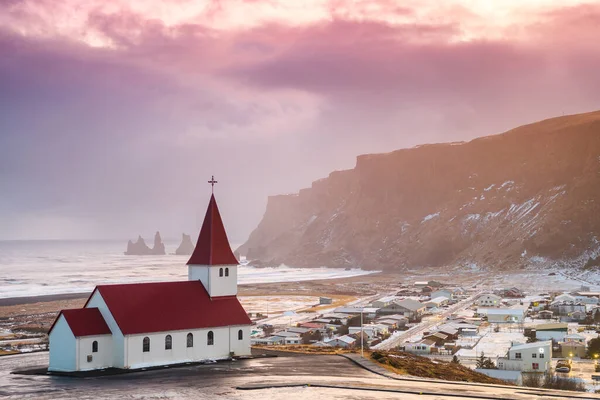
[1,351,599,399]
[374,290,483,350]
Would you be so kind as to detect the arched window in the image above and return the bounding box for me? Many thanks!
[92,341,98,353]
[219,268,223,277]
[207,331,214,346]
[225,267,229,277]
[143,337,150,352]
[165,335,172,350]
[238,329,243,340]
[187,333,194,348]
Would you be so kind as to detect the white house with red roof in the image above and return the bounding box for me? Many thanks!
[48,192,252,372]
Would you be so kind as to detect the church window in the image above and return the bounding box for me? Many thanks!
[238,329,243,340]
[207,331,214,346]
[143,337,150,352]
[92,341,98,353]
[187,333,194,348]
[219,268,223,277]
[225,268,229,277]
[165,335,172,350]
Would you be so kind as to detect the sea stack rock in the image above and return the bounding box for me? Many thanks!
[151,231,166,255]
[175,233,195,255]
[124,235,152,255]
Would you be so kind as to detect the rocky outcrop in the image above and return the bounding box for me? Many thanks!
[175,233,195,255]
[237,111,600,271]
[152,231,166,255]
[124,231,166,255]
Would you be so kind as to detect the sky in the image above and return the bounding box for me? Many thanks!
[1,0,600,243]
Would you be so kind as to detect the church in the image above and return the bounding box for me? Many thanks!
[48,188,252,372]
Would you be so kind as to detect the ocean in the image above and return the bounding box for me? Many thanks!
[0,240,375,299]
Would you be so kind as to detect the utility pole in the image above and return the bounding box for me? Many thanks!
[361,309,364,358]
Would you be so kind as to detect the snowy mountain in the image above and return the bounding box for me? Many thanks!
[237,111,600,271]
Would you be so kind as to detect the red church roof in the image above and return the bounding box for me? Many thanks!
[49,307,112,337]
[187,194,238,266]
[87,281,251,335]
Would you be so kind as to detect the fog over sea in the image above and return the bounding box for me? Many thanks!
[0,240,376,299]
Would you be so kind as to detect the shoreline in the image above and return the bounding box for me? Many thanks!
[0,271,391,308]
[0,292,91,307]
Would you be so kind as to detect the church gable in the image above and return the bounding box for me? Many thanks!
[49,307,111,337]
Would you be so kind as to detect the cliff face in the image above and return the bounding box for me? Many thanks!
[237,111,600,270]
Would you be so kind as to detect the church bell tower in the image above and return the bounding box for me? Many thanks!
[187,177,239,297]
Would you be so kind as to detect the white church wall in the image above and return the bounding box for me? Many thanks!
[125,326,241,369]
[209,265,238,296]
[188,265,209,288]
[188,264,238,297]
[48,315,77,372]
[228,325,251,356]
[77,335,113,371]
[86,291,125,368]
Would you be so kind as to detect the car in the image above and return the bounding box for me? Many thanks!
[555,366,571,373]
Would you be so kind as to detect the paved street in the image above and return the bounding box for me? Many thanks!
[1,351,599,399]
[375,290,484,350]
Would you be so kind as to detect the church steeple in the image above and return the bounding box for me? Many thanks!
[187,194,238,266]
[188,179,239,297]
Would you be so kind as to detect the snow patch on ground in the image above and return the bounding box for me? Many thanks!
[484,184,495,191]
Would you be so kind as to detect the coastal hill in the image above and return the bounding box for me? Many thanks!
[237,111,600,271]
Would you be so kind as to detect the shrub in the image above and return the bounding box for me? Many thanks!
[542,373,586,392]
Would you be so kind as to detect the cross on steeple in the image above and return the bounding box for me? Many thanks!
[208,175,218,194]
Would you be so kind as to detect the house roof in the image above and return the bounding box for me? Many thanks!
[394,298,424,311]
[49,307,112,337]
[428,297,448,304]
[383,314,409,321]
[336,335,357,344]
[510,340,552,351]
[299,322,326,329]
[273,331,302,337]
[478,308,525,316]
[535,322,568,331]
[425,332,448,340]
[187,194,238,266]
[87,280,251,335]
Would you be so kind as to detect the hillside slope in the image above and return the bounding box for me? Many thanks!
[238,111,600,271]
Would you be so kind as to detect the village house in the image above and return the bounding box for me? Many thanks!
[327,335,356,348]
[379,299,426,319]
[371,295,399,308]
[48,193,251,372]
[349,324,387,338]
[404,339,437,355]
[478,307,526,323]
[534,323,568,341]
[375,318,405,330]
[425,297,449,309]
[497,341,552,373]
[559,334,587,358]
[476,294,502,307]
[333,307,379,319]
[430,289,453,300]
[560,341,586,358]
[550,301,586,318]
[422,332,450,346]
[537,310,554,319]
[251,336,285,346]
